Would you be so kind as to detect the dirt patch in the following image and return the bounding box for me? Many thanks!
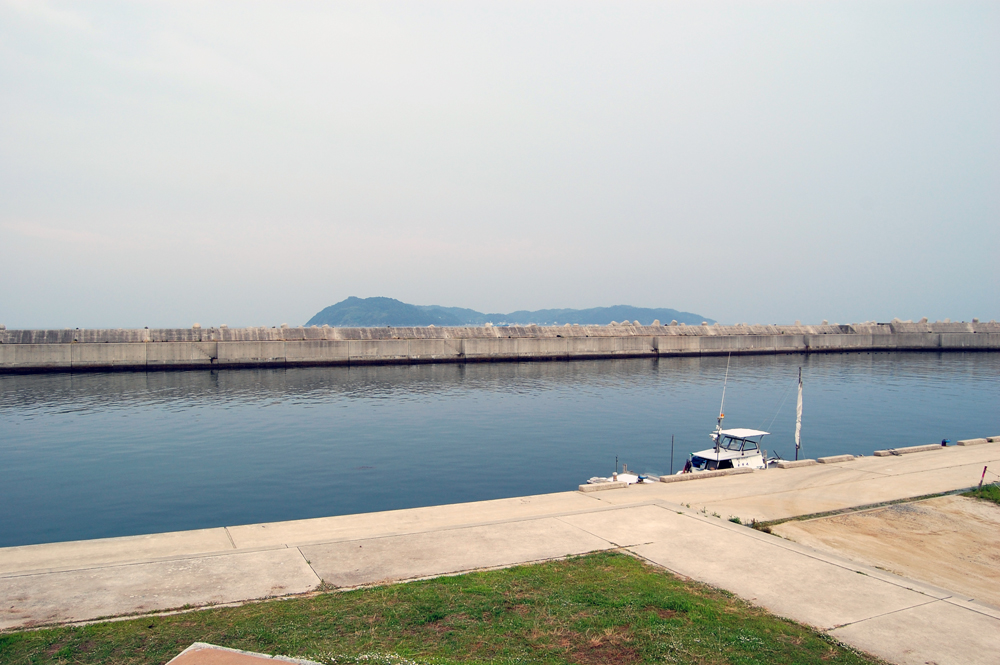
[645,605,677,619]
[570,627,638,665]
[570,644,640,664]
[773,495,1000,606]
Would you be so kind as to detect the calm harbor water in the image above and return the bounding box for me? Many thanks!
[2,352,998,548]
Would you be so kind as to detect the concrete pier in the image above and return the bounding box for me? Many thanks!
[2,320,998,373]
[3,441,998,665]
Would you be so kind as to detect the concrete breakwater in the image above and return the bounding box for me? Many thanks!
[1,320,998,373]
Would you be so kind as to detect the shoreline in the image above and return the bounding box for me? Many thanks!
[3,440,998,664]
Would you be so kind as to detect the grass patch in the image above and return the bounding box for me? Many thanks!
[0,551,882,665]
[963,483,1000,505]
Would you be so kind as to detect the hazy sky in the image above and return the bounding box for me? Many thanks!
[2,1,997,328]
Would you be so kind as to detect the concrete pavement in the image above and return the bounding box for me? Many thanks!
[3,442,999,665]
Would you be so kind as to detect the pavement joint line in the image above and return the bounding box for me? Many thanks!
[230,500,672,550]
[621,547,694,582]
[550,514,650,550]
[0,544,292,580]
[825,597,943,632]
[224,527,237,549]
[293,546,323,588]
[0,499,667,579]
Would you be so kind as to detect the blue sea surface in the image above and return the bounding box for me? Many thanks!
[1,352,998,547]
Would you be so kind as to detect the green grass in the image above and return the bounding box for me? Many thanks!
[963,483,1000,505]
[0,551,881,665]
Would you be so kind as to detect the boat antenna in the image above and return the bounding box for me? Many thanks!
[716,353,731,453]
[794,367,803,461]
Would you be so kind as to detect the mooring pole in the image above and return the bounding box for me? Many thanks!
[670,434,675,475]
[979,465,988,492]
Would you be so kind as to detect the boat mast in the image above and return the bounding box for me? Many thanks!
[716,353,731,453]
[794,367,803,461]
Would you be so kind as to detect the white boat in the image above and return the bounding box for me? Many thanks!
[679,364,804,473]
[680,426,770,473]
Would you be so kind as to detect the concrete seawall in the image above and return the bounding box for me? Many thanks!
[1,321,998,373]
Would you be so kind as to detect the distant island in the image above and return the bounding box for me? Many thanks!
[305,297,714,327]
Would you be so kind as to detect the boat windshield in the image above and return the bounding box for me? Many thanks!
[689,456,734,471]
[720,436,760,452]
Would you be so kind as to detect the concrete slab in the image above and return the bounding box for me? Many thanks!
[772,495,1000,608]
[0,548,319,630]
[301,517,613,588]
[829,598,1000,665]
[0,528,234,577]
[228,491,598,549]
[561,505,937,631]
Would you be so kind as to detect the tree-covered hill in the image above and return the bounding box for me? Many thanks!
[305,297,713,327]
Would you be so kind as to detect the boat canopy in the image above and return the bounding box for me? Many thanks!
[718,428,769,438]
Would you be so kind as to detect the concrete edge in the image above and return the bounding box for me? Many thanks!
[817,454,855,464]
[167,641,322,664]
[578,481,628,492]
[873,444,944,456]
[775,459,818,469]
[942,596,1000,620]
[957,438,990,446]
[657,467,754,483]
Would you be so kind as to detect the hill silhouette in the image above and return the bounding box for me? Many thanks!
[305,297,713,327]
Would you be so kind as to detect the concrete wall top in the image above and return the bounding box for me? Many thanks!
[2,321,998,345]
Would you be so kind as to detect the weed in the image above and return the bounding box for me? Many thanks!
[963,483,1000,505]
